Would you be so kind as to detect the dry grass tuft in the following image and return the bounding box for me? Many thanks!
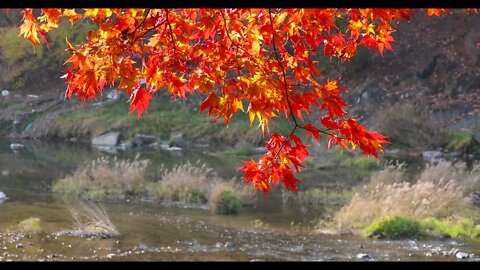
[334,161,480,231]
[52,154,150,201]
[148,161,213,204]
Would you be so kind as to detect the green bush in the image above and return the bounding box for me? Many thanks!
[211,189,242,215]
[182,188,208,204]
[420,216,480,239]
[365,216,421,239]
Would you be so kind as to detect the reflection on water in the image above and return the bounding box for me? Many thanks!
[0,139,479,261]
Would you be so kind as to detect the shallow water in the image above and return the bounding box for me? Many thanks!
[0,140,479,261]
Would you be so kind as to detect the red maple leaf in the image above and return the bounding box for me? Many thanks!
[129,87,152,119]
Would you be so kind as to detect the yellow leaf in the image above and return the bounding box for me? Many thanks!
[234,99,244,112]
[251,40,261,55]
[275,12,288,26]
[249,111,256,126]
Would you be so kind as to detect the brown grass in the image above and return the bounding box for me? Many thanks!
[333,161,480,230]
[52,154,150,200]
[148,161,213,203]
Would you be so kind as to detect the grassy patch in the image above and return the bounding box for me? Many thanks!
[328,161,480,239]
[52,155,150,201]
[52,156,253,214]
[420,216,480,239]
[50,95,295,148]
[223,147,257,156]
[13,217,42,234]
[297,187,357,206]
[364,215,480,239]
[365,216,421,239]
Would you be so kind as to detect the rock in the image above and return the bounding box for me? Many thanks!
[255,147,267,153]
[474,128,480,144]
[224,242,235,249]
[215,242,223,248]
[422,150,445,162]
[1,90,9,96]
[117,142,132,150]
[385,148,401,156]
[0,191,7,202]
[131,134,158,147]
[16,243,24,249]
[1,170,9,176]
[356,253,371,260]
[169,132,185,147]
[92,132,121,147]
[106,91,120,101]
[10,143,25,150]
[106,253,115,259]
[473,192,480,206]
[456,251,469,259]
[138,242,148,251]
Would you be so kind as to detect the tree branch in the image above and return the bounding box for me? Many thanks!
[165,9,178,61]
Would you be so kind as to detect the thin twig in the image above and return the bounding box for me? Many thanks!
[165,9,178,61]
[268,9,337,159]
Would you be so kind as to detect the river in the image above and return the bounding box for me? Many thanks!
[0,140,479,261]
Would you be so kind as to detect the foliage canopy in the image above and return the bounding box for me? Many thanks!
[18,8,477,194]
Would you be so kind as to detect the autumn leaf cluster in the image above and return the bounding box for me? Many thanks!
[19,8,464,194]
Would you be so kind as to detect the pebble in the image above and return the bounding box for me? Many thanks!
[224,242,235,249]
[356,253,372,260]
[16,243,24,249]
[456,252,469,259]
[107,253,115,259]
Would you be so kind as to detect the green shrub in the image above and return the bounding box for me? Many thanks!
[420,216,480,239]
[210,184,242,215]
[365,216,421,239]
[182,188,208,204]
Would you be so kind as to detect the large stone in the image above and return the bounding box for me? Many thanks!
[422,151,445,162]
[473,128,480,144]
[10,143,25,150]
[131,134,158,147]
[92,132,121,147]
[2,90,10,96]
[106,90,120,101]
